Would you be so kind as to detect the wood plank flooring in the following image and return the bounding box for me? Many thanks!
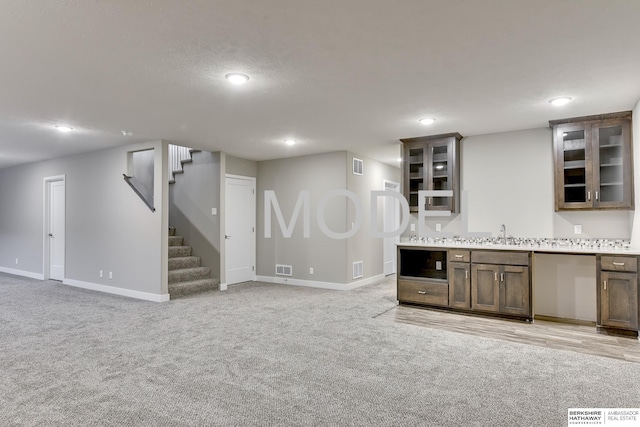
[377,305,640,363]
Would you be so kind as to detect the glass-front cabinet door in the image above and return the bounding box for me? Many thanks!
[426,140,454,211]
[551,112,633,211]
[401,133,462,214]
[592,119,632,209]
[555,123,593,209]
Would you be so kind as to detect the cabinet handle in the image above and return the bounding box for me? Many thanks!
[612,262,625,266]
[418,290,427,295]
[500,273,504,282]
[587,191,591,201]
[595,191,599,201]
[494,272,498,281]
[455,254,464,258]
[604,280,607,291]
[465,270,469,279]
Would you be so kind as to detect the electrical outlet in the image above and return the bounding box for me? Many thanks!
[15,258,18,265]
[436,223,441,232]
[309,267,314,275]
[574,225,582,235]
[410,223,416,232]
[99,270,103,278]
[211,207,217,215]
[109,271,113,280]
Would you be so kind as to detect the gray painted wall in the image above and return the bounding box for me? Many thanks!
[346,152,401,282]
[257,152,348,283]
[0,140,167,295]
[256,151,400,285]
[226,155,257,178]
[169,151,221,279]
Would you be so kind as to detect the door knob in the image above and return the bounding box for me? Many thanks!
[48,233,53,237]
[225,235,231,239]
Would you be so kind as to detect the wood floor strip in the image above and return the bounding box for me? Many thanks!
[378,305,640,363]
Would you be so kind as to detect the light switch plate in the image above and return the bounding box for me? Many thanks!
[436,223,441,232]
[410,223,416,231]
[211,208,217,215]
[574,225,582,235]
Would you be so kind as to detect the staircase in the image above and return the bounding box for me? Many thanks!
[168,226,215,298]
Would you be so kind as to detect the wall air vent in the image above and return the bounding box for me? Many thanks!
[275,264,293,276]
[353,157,363,175]
[353,261,363,279]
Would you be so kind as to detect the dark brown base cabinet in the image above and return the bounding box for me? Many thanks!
[597,255,640,336]
[470,251,531,318]
[397,248,532,321]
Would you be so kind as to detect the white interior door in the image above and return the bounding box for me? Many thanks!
[383,181,400,276]
[48,179,65,281]
[225,176,256,285]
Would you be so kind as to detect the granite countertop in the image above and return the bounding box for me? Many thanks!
[397,237,640,255]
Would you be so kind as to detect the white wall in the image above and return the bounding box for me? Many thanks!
[0,141,168,300]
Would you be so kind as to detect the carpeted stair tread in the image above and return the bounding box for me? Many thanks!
[169,246,192,258]
[168,278,215,298]
[168,266,211,284]
[168,226,176,236]
[168,236,184,246]
[168,256,201,271]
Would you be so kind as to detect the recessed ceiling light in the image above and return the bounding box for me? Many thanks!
[121,130,133,136]
[54,125,73,132]
[418,118,436,125]
[549,97,573,106]
[284,139,296,146]
[225,73,250,85]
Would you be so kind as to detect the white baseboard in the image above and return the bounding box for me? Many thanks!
[0,266,44,280]
[218,282,228,291]
[63,279,170,302]
[255,273,385,291]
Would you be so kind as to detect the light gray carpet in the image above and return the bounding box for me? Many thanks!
[1,272,639,426]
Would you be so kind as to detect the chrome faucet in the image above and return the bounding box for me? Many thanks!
[500,224,506,244]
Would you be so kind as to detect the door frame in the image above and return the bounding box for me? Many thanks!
[383,179,401,275]
[224,174,256,285]
[43,175,66,280]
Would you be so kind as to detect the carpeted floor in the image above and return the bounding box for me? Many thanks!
[1,272,638,426]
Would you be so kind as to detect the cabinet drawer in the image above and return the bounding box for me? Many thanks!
[600,256,638,272]
[449,249,470,263]
[471,251,529,266]
[398,279,448,306]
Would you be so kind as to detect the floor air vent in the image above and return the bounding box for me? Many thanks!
[276,264,293,276]
[353,261,363,279]
[353,157,363,175]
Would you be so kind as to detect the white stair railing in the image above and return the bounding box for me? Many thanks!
[168,144,193,182]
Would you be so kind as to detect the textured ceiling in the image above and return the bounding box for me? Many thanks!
[1,0,639,169]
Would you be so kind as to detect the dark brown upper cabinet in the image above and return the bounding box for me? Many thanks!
[550,112,633,211]
[400,133,463,213]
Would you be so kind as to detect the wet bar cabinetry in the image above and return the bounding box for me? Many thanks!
[397,247,448,307]
[597,255,640,336]
[400,133,462,213]
[471,251,531,318]
[397,247,532,321]
[550,112,633,211]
